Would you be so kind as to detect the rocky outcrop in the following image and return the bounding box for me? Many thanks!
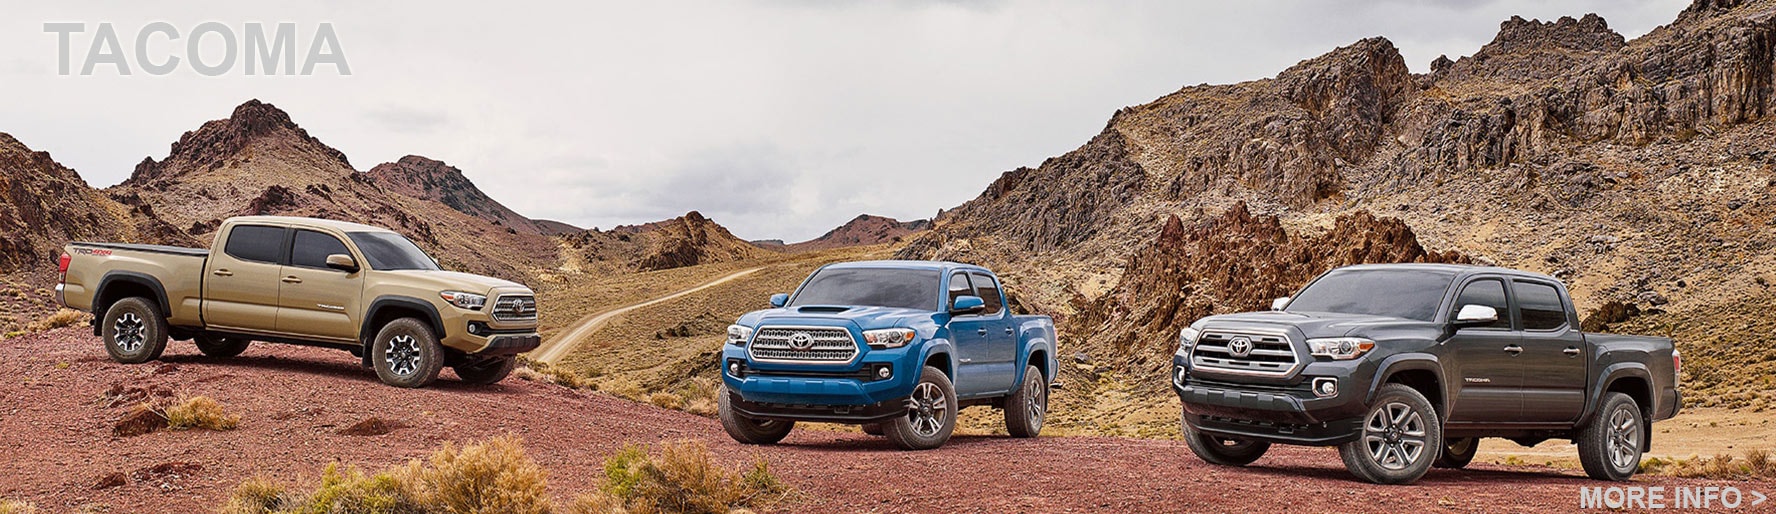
[0,133,191,273]
[566,211,772,272]
[366,155,546,234]
[126,100,351,187]
[787,214,930,251]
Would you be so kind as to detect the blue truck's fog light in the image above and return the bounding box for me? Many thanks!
[727,361,742,377]
[875,365,892,380]
[1313,377,1338,398]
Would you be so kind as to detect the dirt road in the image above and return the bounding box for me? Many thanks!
[3,328,1769,513]
[531,266,764,363]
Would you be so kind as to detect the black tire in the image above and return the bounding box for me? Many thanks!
[101,297,168,364]
[718,388,794,444]
[1338,383,1443,485]
[1577,392,1644,481]
[194,334,251,358]
[860,423,884,436]
[1434,437,1479,469]
[1183,417,1270,466]
[882,366,958,450]
[370,318,444,388]
[1004,365,1047,438]
[453,357,517,385]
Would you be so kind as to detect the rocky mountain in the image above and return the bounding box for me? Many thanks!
[563,211,773,272]
[111,100,556,282]
[785,214,930,251]
[365,155,548,235]
[902,0,1776,407]
[534,219,584,236]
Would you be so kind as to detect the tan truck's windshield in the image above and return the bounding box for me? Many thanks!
[347,232,439,271]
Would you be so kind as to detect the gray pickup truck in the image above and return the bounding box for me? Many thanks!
[1173,264,1681,484]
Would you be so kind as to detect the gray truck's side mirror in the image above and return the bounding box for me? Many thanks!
[1452,304,1499,328]
[325,254,359,272]
[951,295,986,315]
[769,293,789,308]
[1271,297,1291,311]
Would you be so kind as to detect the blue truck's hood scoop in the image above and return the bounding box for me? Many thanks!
[752,305,939,330]
[795,305,853,314]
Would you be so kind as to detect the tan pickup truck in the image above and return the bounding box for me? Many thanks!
[56,216,540,388]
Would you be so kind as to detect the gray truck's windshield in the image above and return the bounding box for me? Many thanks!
[789,268,940,311]
[1285,269,1455,322]
[347,232,440,271]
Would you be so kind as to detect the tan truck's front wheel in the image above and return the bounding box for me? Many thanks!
[195,335,251,358]
[371,318,444,388]
[102,297,168,364]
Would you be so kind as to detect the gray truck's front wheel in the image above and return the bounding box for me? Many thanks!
[195,334,251,358]
[1004,365,1047,438]
[453,356,517,385]
[883,366,958,450]
[718,388,795,444]
[1576,392,1644,481]
[371,318,444,388]
[1183,420,1270,466]
[1338,383,1442,485]
[102,297,168,364]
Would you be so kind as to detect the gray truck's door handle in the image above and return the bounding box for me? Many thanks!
[281,276,303,284]
[1504,345,1524,355]
[213,269,233,277]
[1563,347,1582,356]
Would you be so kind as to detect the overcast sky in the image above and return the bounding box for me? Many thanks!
[1,0,1688,242]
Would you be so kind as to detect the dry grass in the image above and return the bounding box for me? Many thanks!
[163,395,241,431]
[1641,448,1776,479]
[578,440,789,514]
[25,308,88,332]
[516,357,598,390]
[0,499,38,514]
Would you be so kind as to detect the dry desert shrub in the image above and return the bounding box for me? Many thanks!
[1640,449,1776,479]
[25,308,89,332]
[163,396,241,431]
[0,499,38,514]
[583,440,789,514]
[222,437,550,514]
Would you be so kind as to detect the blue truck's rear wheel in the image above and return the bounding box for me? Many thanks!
[719,388,794,444]
[1004,365,1046,438]
[883,366,957,450]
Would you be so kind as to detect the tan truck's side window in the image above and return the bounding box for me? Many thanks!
[292,230,350,269]
[223,225,286,263]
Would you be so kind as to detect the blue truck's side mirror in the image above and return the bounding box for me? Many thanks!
[951,295,986,314]
[769,293,789,308]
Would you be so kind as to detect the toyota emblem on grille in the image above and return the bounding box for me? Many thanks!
[788,332,815,350]
[1227,336,1254,358]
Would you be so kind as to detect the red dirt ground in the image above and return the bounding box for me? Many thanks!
[2,328,1769,513]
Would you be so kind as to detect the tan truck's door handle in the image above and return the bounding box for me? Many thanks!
[281,276,302,284]
[213,269,233,277]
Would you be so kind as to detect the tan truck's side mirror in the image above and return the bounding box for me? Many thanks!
[325,254,359,272]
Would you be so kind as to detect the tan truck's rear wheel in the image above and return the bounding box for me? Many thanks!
[102,297,167,364]
[371,318,444,388]
[453,356,517,385]
[195,335,251,358]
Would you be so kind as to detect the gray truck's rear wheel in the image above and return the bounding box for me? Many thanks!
[1434,437,1479,469]
[718,388,794,444]
[1577,392,1643,481]
[371,318,444,388]
[1338,383,1442,485]
[454,356,517,385]
[1004,365,1047,438]
[860,423,884,436]
[102,298,168,364]
[882,366,957,450]
[1183,419,1270,466]
[195,335,251,358]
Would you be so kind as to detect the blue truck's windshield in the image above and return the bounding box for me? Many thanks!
[347,232,440,271]
[1285,269,1455,322]
[789,268,940,311]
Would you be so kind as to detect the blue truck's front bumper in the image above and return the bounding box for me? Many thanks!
[720,331,924,424]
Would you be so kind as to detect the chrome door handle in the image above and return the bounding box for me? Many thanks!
[213,269,233,277]
[1563,347,1582,356]
[1004,327,1014,335]
[1503,345,1523,355]
[976,328,988,336]
[281,276,303,284]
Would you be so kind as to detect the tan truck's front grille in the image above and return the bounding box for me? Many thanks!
[491,295,537,321]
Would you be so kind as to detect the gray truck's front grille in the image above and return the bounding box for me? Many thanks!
[1192,330,1300,377]
[491,295,537,321]
[749,327,858,363]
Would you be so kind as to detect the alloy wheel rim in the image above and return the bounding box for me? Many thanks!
[1026,377,1045,427]
[1607,406,1641,470]
[1363,401,1427,470]
[386,335,421,377]
[114,312,145,352]
[907,381,949,437]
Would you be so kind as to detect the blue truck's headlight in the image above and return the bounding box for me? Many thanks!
[1307,337,1375,360]
[727,325,753,346]
[863,328,916,348]
[440,291,486,310]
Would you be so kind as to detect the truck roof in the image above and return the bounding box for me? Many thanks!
[226,216,397,234]
[821,259,992,274]
[1335,263,1561,283]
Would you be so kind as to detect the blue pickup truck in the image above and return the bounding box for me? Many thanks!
[718,260,1058,450]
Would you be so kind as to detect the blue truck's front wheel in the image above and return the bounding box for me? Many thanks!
[719,387,795,445]
[882,366,957,450]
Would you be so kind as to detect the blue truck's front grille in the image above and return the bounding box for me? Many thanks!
[749,327,858,363]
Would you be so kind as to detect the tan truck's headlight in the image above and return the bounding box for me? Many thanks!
[440,291,487,310]
[726,325,753,346]
[863,328,916,348]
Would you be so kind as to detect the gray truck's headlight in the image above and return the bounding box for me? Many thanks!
[1178,327,1201,355]
[727,325,753,346]
[863,328,917,348]
[439,291,487,310]
[1308,337,1376,360]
